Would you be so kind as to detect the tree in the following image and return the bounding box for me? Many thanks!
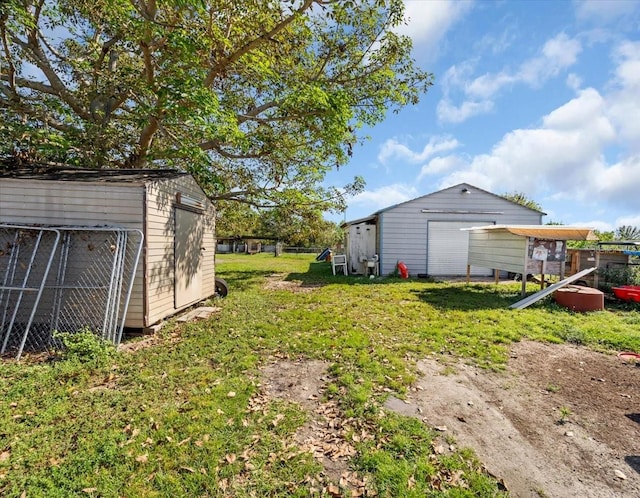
[0,0,432,213]
[501,191,543,212]
[215,201,260,237]
[257,206,342,247]
[615,225,640,240]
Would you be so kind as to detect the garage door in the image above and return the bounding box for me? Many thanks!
[427,221,492,276]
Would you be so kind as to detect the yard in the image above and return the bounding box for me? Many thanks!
[1,253,639,497]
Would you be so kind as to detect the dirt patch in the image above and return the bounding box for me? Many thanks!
[255,343,640,496]
[260,359,372,495]
[386,341,640,497]
[263,274,323,293]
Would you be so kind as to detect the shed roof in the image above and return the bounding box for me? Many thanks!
[0,166,187,183]
[374,183,546,216]
[466,224,598,241]
[340,214,377,228]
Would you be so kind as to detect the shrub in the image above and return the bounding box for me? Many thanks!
[54,328,115,366]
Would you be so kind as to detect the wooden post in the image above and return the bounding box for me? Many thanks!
[466,264,471,284]
[494,269,499,285]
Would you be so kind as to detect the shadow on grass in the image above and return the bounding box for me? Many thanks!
[219,260,550,312]
[215,269,274,292]
[286,261,417,286]
[411,284,522,311]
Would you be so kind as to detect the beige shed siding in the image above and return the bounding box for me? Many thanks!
[0,178,146,327]
[144,175,215,326]
[0,179,143,226]
[467,229,527,274]
[378,184,542,276]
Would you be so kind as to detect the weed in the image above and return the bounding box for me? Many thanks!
[558,406,572,424]
[54,328,115,367]
[440,365,457,376]
[556,327,587,345]
[545,384,560,393]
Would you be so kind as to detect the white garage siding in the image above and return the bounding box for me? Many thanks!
[376,183,543,276]
[427,221,492,276]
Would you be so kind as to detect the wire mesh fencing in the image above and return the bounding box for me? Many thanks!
[0,225,61,360]
[0,225,143,360]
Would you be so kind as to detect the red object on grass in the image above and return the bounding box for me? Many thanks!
[554,285,604,312]
[397,262,409,279]
[617,352,640,362]
[612,285,640,302]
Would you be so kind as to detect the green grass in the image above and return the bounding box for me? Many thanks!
[1,253,638,497]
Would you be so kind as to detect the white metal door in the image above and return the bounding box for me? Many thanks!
[427,221,492,276]
[175,208,203,308]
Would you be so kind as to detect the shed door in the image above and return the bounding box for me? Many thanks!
[348,223,376,274]
[175,207,203,308]
[427,221,492,276]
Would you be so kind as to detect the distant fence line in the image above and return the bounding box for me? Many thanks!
[216,243,323,255]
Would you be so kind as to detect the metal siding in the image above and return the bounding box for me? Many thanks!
[467,229,527,274]
[0,179,143,227]
[428,221,493,276]
[377,184,542,276]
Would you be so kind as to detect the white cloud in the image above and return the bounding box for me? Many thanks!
[439,33,582,124]
[378,135,460,165]
[566,73,583,90]
[572,219,614,232]
[398,0,474,61]
[615,214,640,228]
[349,184,419,212]
[465,72,515,100]
[417,154,465,181]
[439,87,618,201]
[474,29,515,56]
[594,155,640,209]
[606,41,640,151]
[574,0,640,23]
[436,98,493,124]
[466,34,582,98]
[434,36,640,217]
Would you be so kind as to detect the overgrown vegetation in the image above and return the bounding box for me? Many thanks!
[597,264,640,293]
[1,253,639,497]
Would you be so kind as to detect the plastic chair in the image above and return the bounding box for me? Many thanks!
[331,254,348,275]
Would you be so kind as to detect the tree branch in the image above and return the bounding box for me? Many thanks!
[10,35,91,120]
[204,0,315,87]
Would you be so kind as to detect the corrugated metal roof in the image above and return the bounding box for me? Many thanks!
[0,167,187,183]
[341,215,377,227]
[466,224,598,240]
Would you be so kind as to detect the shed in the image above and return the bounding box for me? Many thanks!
[0,167,216,330]
[466,225,598,294]
[342,183,543,277]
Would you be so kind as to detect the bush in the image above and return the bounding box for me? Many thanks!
[597,265,640,293]
[54,329,115,366]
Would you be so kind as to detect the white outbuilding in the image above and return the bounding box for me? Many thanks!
[342,183,543,277]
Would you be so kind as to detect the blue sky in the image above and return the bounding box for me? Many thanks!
[324,0,640,232]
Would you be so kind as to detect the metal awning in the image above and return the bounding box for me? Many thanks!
[465,225,598,241]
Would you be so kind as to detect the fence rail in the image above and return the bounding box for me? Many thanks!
[0,224,142,360]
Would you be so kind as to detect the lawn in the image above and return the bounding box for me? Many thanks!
[1,253,639,497]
